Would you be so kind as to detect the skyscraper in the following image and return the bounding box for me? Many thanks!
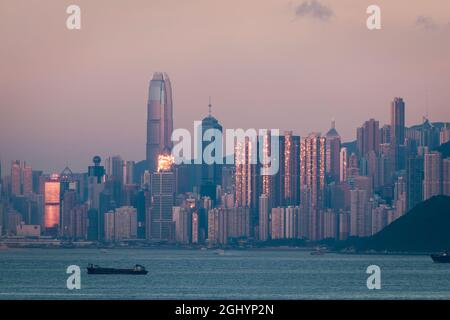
[87,156,105,240]
[123,161,135,185]
[443,158,450,196]
[71,204,88,240]
[300,133,326,240]
[10,161,32,196]
[149,155,175,241]
[88,156,105,184]
[356,119,380,157]
[350,188,368,237]
[207,207,228,245]
[11,160,21,195]
[270,207,285,240]
[393,176,407,218]
[380,124,391,144]
[114,206,137,241]
[104,211,115,242]
[44,174,60,236]
[235,137,253,208]
[105,155,124,184]
[390,97,406,171]
[406,156,423,210]
[423,151,442,200]
[420,117,439,149]
[347,153,359,179]
[22,163,32,195]
[270,206,299,240]
[172,206,192,244]
[325,121,341,182]
[61,190,77,238]
[283,131,300,205]
[200,99,223,200]
[339,147,348,182]
[258,194,269,241]
[146,72,174,173]
[87,158,105,211]
[261,130,276,208]
[226,207,250,239]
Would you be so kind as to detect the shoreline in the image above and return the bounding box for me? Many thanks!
[0,242,432,256]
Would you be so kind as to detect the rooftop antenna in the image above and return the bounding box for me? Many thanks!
[208,96,212,117]
[331,119,335,129]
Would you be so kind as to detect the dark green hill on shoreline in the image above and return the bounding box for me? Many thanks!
[339,195,450,253]
[434,141,450,158]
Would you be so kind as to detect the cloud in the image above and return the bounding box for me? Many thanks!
[415,16,439,30]
[294,0,333,21]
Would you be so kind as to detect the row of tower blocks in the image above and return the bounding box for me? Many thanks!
[1,75,450,245]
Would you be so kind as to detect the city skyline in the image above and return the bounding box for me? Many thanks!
[1,96,449,176]
[2,75,450,244]
[2,0,450,173]
[3,1,450,305]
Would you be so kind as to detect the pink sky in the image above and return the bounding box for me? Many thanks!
[1,0,450,173]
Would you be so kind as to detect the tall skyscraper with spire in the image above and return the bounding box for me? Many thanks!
[200,98,223,200]
[325,121,341,183]
[146,72,174,173]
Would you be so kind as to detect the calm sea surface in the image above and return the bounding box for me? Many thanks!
[0,248,449,300]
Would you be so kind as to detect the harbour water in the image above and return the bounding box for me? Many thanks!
[1,248,449,300]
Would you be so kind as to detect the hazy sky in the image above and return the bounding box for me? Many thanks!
[1,0,450,174]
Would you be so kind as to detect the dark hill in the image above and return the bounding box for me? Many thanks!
[434,141,450,159]
[349,195,450,253]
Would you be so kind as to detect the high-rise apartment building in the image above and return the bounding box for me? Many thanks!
[283,131,300,205]
[423,151,442,200]
[258,194,269,241]
[350,188,369,237]
[235,137,255,208]
[114,206,137,241]
[10,161,32,196]
[356,119,380,157]
[207,207,228,245]
[172,206,192,244]
[11,160,21,195]
[443,158,450,196]
[390,97,406,171]
[300,133,326,240]
[406,156,423,210]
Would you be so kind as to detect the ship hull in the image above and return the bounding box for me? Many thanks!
[87,267,148,275]
[431,254,450,263]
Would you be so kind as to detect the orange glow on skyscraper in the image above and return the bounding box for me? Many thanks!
[44,174,60,231]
